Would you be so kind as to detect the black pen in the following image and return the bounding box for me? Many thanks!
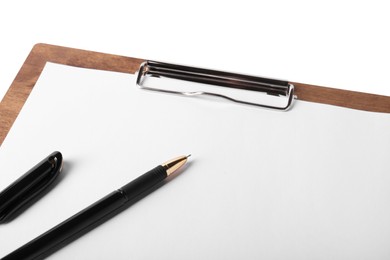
[2,155,190,260]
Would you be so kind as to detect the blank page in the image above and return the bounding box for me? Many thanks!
[0,63,389,259]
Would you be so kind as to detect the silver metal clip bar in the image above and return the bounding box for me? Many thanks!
[136,60,295,111]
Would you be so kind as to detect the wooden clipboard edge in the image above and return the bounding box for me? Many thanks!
[1,43,389,146]
[0,43,144,146]
[294,82,390,113]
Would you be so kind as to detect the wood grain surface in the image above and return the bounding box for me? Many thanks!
[0,43,389,146]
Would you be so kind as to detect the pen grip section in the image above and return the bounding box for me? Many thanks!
[120,165,167,203]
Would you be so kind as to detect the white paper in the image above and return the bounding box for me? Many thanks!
[1,63,390,259]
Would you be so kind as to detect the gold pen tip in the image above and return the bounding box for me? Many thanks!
[162,155,190,176]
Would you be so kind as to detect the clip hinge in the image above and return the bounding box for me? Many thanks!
[136,61,295,111]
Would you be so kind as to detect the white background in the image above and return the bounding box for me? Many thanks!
[0,0,389,101]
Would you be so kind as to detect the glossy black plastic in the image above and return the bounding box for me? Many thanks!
[0,151,63,223]
[1,165,167,260]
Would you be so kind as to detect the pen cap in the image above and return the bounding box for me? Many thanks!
[0,151,63,223]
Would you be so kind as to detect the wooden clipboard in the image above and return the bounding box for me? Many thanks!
[1,43,389,145]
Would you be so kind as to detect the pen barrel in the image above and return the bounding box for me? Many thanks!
[2,165,168,260]
[120,165,167,203]
[2,191,127,260]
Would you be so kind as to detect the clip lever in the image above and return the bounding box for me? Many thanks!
[136,61,295,111]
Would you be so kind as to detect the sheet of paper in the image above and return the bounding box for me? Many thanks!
[1,63,389,259]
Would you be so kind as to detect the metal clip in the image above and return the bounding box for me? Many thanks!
[136,61,295,111]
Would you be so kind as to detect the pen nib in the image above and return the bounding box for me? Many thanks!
[162,155,190,176]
